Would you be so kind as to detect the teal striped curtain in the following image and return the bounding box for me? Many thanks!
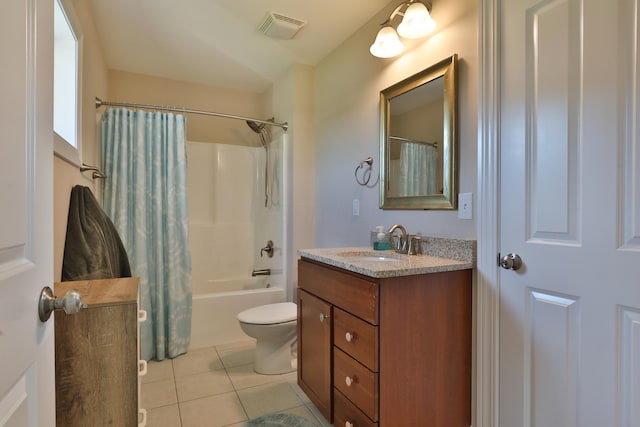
[397,142,438,196]
[101,108,192,361]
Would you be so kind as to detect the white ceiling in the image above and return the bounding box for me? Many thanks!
[88,0,392,93]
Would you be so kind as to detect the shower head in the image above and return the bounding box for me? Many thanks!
[246,120,266,134]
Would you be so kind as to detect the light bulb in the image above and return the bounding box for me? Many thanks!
[397,2,435,39]
[369,26,404,58]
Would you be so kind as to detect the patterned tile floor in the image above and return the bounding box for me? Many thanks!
[141,340,333,427]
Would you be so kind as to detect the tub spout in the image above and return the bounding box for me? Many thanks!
[251,268,271,277]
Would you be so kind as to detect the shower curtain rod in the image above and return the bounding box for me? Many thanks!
[389,135,438,147]
[95,98,288,131]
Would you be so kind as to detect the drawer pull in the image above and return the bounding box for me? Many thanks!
[345,331,355,342]
[138,360,148,376]
[319,313,330,322]
[138,408,147,427]
[345,375,357,387]
[345,422,354,427]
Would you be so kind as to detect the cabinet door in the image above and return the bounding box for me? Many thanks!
[55,279,139,427]
[297,289,333,422]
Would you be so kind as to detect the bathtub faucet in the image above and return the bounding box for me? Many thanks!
[251,268,271,277]
[260,240,274,258]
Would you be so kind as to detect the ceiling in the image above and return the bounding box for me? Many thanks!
[87,0,392,94]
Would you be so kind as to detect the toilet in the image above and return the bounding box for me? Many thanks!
[237,302,297,375]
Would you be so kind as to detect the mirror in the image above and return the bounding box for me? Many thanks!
[379,54,458,209]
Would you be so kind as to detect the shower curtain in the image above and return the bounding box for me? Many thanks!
[396,142,438,196]
[101,108,192,361]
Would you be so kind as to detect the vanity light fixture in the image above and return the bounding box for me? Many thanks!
[369,0,435,58]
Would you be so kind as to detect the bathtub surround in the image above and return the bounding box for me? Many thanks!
[187,139,287,348]
[101,108,193,361]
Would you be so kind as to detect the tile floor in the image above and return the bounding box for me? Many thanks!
[141,340,333,427]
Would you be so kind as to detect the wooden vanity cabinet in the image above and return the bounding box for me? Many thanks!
[297,258,472,427]
[54,277,141,427]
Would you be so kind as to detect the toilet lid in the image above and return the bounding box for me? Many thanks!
[237,302,297,325]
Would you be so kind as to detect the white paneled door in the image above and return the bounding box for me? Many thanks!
[0,0,55,426]
[499,0,640,426]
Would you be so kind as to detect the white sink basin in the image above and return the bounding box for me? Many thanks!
[336,251,404,262]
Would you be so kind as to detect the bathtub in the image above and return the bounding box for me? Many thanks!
[189,276,286,350]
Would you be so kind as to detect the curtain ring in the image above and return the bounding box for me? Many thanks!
[355,157,374,186]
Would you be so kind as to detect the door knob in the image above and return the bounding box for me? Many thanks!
[499,253,522,270]
[38,286,85,322]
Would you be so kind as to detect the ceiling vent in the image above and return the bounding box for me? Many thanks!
[258,11,306,40]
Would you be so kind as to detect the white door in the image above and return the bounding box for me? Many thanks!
[0,0,55,426]
[499,0,640,425]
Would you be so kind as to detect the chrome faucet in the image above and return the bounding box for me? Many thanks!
[252,268,271,277]
[407,234,423,255]
[387,224,408,254]
[260,240,274,258]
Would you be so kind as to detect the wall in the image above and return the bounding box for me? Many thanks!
[53,0,108,281]
[107,70,266,146]
[313,0,478,247]
[271,64,315,295]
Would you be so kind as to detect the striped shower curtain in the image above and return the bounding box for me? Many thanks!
[396,142,438,196]
[101,108,192,361]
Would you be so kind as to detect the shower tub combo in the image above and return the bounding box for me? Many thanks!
[186,140,287,350]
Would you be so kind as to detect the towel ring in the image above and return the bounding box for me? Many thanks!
[355,157,373,186]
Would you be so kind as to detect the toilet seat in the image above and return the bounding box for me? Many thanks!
[237,302,297,325]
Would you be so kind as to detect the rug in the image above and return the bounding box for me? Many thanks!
[243,412,319,427]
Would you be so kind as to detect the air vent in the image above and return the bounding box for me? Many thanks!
[258,11,306,40]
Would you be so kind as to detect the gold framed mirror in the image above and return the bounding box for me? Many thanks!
[379,54,458,210]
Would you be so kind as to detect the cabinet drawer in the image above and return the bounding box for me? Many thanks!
[334,308,378,371]
[334,389,378,427]
[334,348,378,421]
[298,259,378,324]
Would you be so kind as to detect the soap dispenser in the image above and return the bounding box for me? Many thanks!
[372,226,390,250]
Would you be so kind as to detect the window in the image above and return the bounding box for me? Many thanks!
[54,0,82,165]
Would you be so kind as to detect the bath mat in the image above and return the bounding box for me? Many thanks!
[244,412,319,427]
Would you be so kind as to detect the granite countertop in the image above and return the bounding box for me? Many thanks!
[298,237,476,279]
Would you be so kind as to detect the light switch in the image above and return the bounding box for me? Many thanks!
[458,193,472,220]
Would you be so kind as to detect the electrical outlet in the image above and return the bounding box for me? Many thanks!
[458,193,472,220]
[352,198,360,216]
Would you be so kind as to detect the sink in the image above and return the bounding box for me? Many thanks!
[336,251,404,262]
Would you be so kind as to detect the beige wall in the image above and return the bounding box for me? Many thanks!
[271,64,315,292]
[107,70,268,146]
[313,0,478,246]
[53,0,108,281]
